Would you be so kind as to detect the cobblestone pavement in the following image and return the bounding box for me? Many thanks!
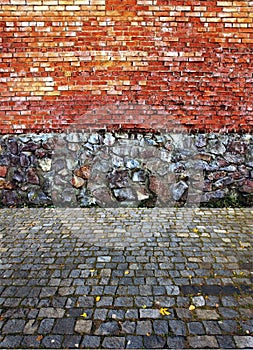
[0,208,252,349]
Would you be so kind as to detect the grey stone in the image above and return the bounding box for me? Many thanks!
[102,337,125,349]
[82,335,101,348]
[203,320,222,335]
[38,319,55,334]
[153,320,169,335]
[0,335,22,349]
[167,336,187,349]
[42,335,63,348]
[62,335,82,349]
[113,188,135,201]
[97,256,111,262]
[169,320,187,336]
[2,319,26,334]
[95,321,120,335]
[108,310,125,320]
[114,297,133,307]
[88,133,100,144]
[143,335,166,348]
[23,319,39,334]
[38,308,65,318]
[171,181,188,201]
[135,296,154,307]
[217,335,235,349]
[126,336,143,349]
[195,134,207,148]
[218,319,238,333]
[188,322,205,335]
[96,297,114,307]
[94,309,108,321]
[38,158,52,172]
[214,176,233,189]
[53,318,75,334]
[136,320,152,335]
[75,320,92,334]
[121,321,136,334]
[139,309,160,318]
[125,309,139,319]
[195,309,220,320]
[166,285,180,295]
[221,296,238,307]
[234,336,253,348]
[132,170,145,182]
[126,159,140,169]
[192,295,205,307]
[77,296,94,307]
[188,335,219,348]
[208,140,226,155]
[104,133,115,146]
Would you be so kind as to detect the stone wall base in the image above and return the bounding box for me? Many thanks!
[0,132,252,208]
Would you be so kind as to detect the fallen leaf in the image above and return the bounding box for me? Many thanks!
[159,307,171,316]
[146,332,151,336]
[193,228,199,233]
[36,335,43,341]
[80,312,87,318]
[96,296,101,302]
[124,270,130,275]
[142,305,147,309]
[189,305,196,311]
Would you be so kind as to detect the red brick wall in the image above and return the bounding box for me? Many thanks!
[0,0,252,134]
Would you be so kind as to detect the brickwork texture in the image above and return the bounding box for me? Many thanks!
[0,0,253,134]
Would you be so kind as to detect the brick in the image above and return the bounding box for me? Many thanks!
[0,0,252,134]
[0,166,8,177]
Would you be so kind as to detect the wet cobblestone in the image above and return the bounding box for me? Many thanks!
[0,208,252,348]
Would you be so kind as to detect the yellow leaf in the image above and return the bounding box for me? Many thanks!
[90,269,95,272]
[96,296,101,302]
[80,312,87,318]
[124,270,130,275]
[146,332,151,336]
[193,228,199,233]
[159,307,171,316]
[142,305,147,309]
[189,305,196,311]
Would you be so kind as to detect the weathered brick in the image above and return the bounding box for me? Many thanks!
[0,0,252,134]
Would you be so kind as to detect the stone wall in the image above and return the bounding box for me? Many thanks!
[0,132,252,208]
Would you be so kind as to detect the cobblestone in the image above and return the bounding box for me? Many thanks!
[0,208,252,349]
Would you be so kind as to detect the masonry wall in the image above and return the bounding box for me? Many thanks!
[0,0,253,134]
